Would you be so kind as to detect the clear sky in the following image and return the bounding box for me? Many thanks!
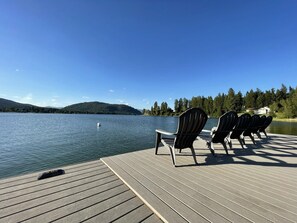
[0,0,296,109]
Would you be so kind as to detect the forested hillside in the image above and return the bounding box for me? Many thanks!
[0,98,59,113]
[0,99,141,115]
[144,84,297,118]
[62,102,142,115]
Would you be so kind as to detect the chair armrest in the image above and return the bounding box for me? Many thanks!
[155,129,176,136]
[199,129,211,141]
[155,129,175,155]
[210,127,217,135]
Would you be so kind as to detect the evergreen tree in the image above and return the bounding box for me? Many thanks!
[256,93,266,108]
[153,101,160,115]
[292,88,297,117]
[182,98,189,111]
[245,90,257,108]
[276,84,287,101]
[271,88,276,102]
[281,99,294,118]
[178,98,183,113]
[191,96,198,108]
[234,91,243,112]
[225,88,236,111]
[264,90,274,106]
[213,93,224,117]
[160,102,168,115]
[174,99,179,113]
[205,96,214,115]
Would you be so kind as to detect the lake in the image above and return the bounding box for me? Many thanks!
[0,113,296,179]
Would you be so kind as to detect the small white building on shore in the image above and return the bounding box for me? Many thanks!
[246,106,270,115]
[254,106,270,115]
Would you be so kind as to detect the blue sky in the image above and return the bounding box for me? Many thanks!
[0,0,296,109]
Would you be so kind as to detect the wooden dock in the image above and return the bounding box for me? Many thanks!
[0,160,162,223]
[102,134,297,223]
[1,133,297,223]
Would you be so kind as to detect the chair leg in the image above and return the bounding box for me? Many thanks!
[179,149,182,153]
[190,146,198,165]
[238,138,245,149]
[168,146,176,166]
[249,135,256,145]
[155,132,161,155]
[242,136,246,145]
[263,130,268,138]
[227,138,232,149]
[256,132,261,139]
[207,141,216,156]
[222,142,229,155]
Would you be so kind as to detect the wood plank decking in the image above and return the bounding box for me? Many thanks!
[1,133,297,223]
[0,160,162,223]
[102,134,297,223]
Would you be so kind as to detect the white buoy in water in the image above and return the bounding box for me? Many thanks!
[97,122,101,127]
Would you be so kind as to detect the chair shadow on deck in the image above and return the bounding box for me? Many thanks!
[156,135,297,168]
[203,140,297,168]
[156,152,208,168]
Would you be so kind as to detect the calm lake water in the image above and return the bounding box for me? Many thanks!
[0,113,296,179]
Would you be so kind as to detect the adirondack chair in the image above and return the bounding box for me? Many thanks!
[255,115,267,139]
[257,116,273,138]
[242,114,261,145]
[155,108,208,166]
[207,111,238,156]
[227,113,251,149]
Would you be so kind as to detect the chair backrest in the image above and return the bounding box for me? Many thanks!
[255,115,267,133]
[230,113,251,139]
[212,111,238,143]
[259,116,273,131]
[243,114,260,136]
[174,108,208,149]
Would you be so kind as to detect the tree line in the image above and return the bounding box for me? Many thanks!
[0,106,60,113]
[143,84,297,118]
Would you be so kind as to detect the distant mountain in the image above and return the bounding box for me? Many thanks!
[62,101,142,115]
[0,98,59,113]
[0,98,142,115]
[0,98,32,109]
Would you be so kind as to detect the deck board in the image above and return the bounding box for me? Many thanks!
[102,133,297,223]
[0,160,101,189]
[85,197,145,223]
[0,160,162,223]
[111,205,156,223]
[0,163,106,195]
[0,166,112,207]
[141,214,164,223]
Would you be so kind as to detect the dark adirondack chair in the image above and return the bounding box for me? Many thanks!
[207,111,238,156]
[257,116,273,138]
[227,113,251,149]
[242,114,261,145]
[255,115,267,138]
[155,108,208,166]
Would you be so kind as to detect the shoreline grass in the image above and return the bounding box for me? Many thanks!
[273,118,297,122]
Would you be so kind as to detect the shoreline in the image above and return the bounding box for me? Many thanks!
[273,118,297,122]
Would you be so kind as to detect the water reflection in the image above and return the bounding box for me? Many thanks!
[269,121,297,135]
